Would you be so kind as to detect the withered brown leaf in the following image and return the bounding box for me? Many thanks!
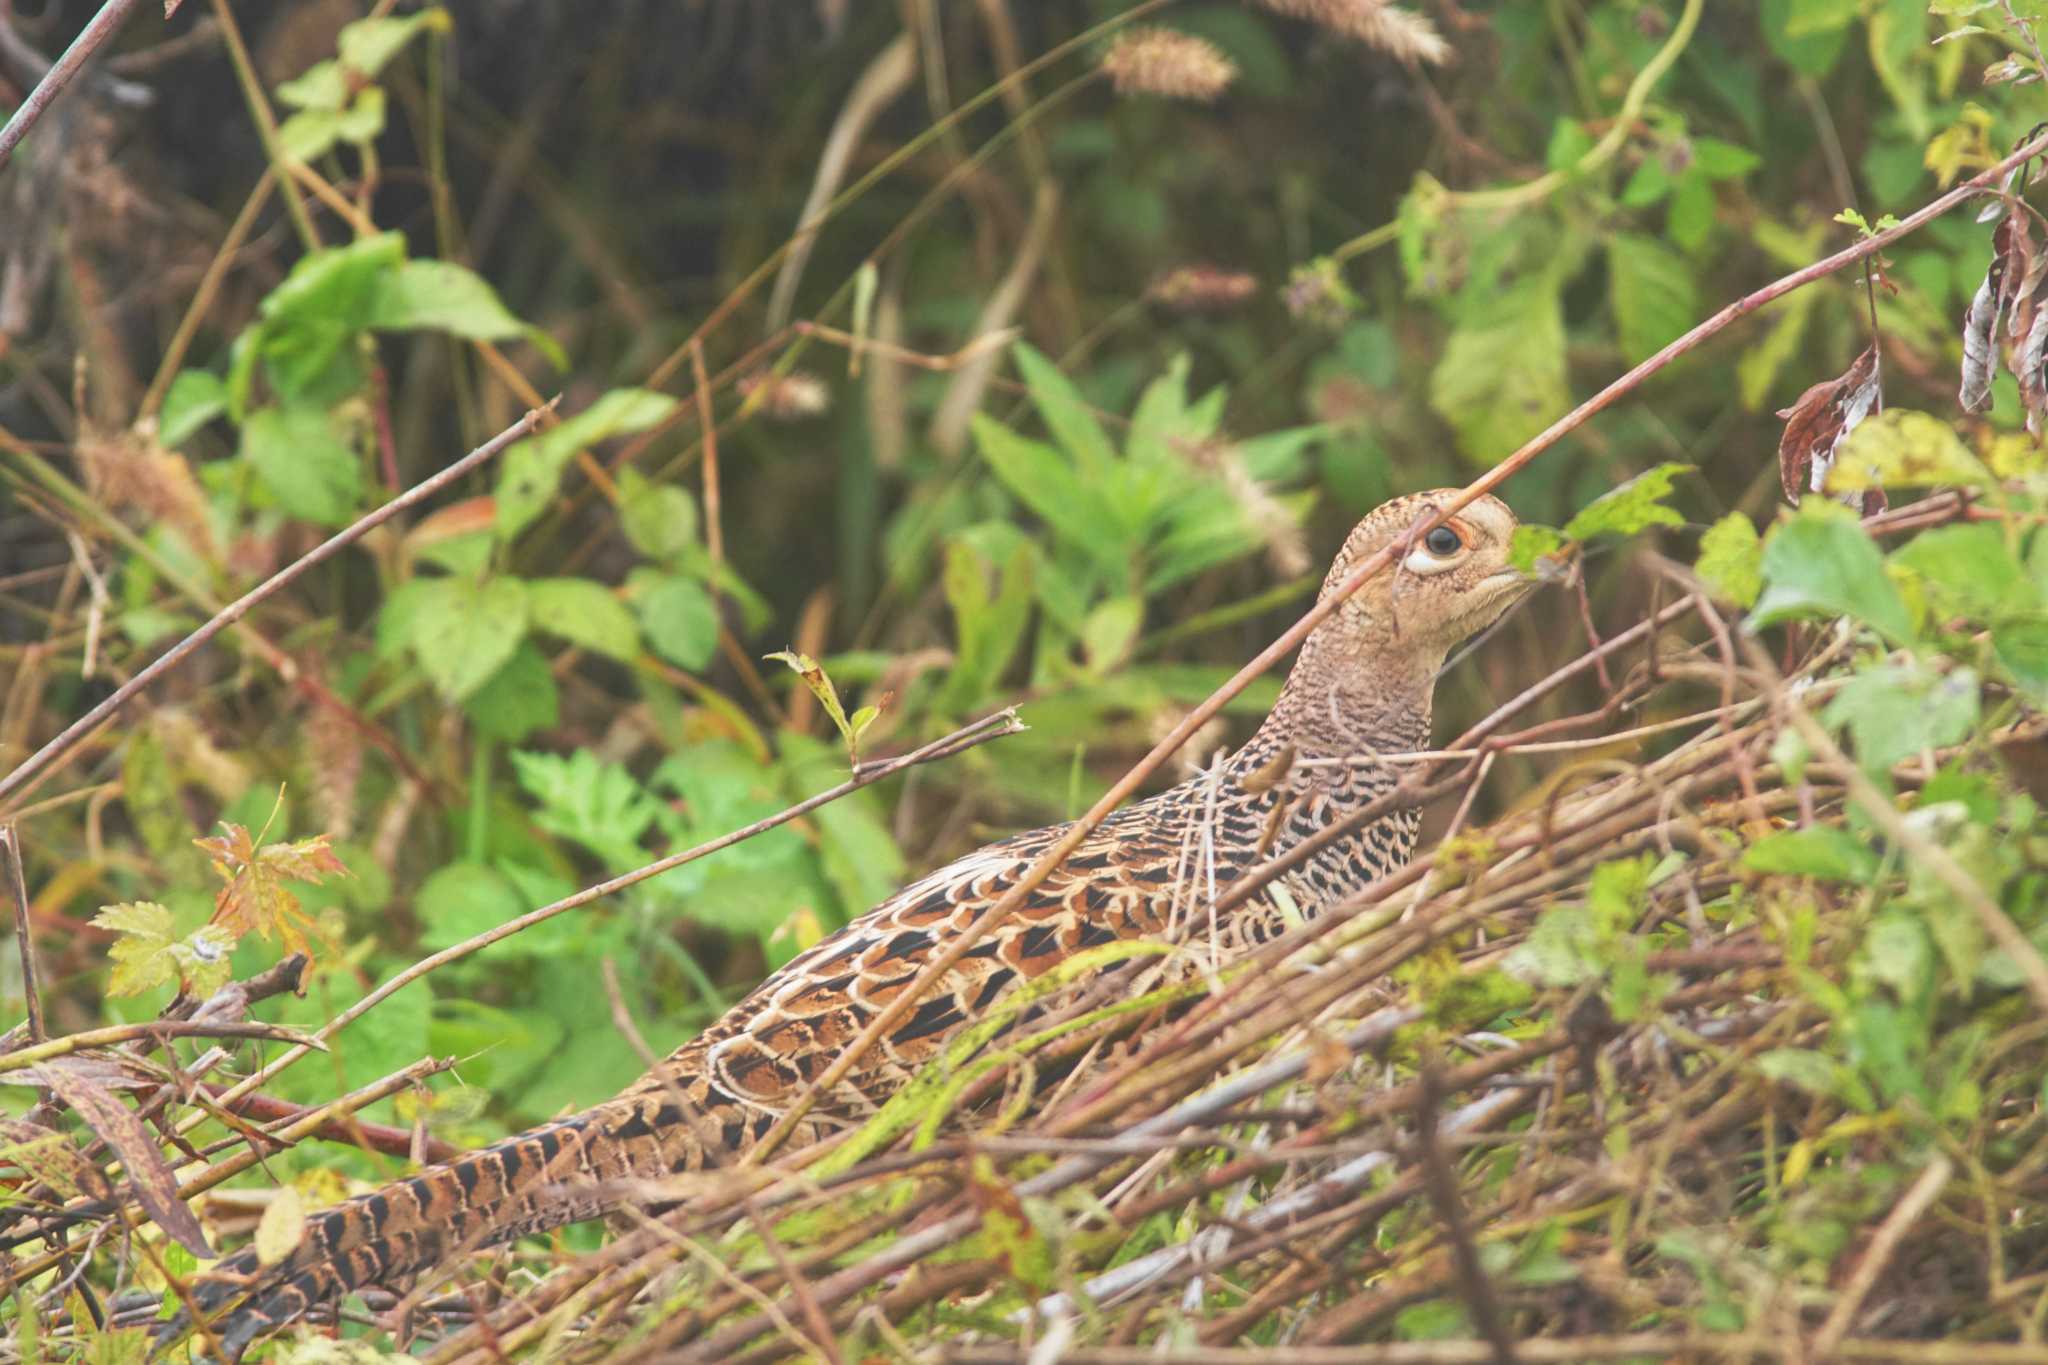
[195,823,349,966]
[31,1064,214,1256]
[1776,345,1880,504]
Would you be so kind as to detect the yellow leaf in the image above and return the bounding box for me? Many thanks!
[254,1185,306,1266]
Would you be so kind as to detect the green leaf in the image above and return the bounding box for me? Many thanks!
[1744,826,1880,882]
[248,232,405,402]
[1608,235,1699,365]
[1763,0,1852,75]
[1013,342,1116,479]
[408,575,530,702]
[1737,291,1818,412]
[1751,504,1914,643]
[1428,279,1570,468]
[1081,595,1143,674]
[617,467,698,560]
[416,861,525,952]
[1825,409,1992,492]
[971,414,1126,576]
[527,578,640,661]
[496,389,678,543]
[367,261,526,340]
[93,902,179,996]
[1755,1047,1850,1101]
[767,650,853,739]
[275,61,348,112]
[1824,663,1980,777]
[940,538,1035,710]
[512,749,660,866]
[1692,137,1762,179]
[633,571,719,670]
[464,641,559,742]
[1620,157,1673,208]
[1696,512,1763,608]
[1889,523,2040,623]
[336,10,451,77]
[159,371,227,447]
[239,404,364,527]
[1666,171,1717,252]
[1563,463,1691,541]
[1994,619,2048,701]
[1509,524,1568,576]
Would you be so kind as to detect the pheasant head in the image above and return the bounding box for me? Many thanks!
[1266,490,1529,755]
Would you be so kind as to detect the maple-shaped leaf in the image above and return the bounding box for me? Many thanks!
[194,824,349,964]
[93,901,242,998]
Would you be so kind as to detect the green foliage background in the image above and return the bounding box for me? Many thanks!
[5,0,2048,1350]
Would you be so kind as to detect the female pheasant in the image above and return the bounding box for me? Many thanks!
[186,489,1529,1355]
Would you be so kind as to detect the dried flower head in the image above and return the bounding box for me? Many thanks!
[1148,266,1261,314]
[1100,28,1238,103]
[1283,257,1361,331]
[738,369,831,421]
[1252,0,1453,67]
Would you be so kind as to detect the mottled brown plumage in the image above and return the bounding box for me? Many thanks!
[186,490,1527,1355]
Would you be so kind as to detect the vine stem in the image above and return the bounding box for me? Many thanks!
[1329,0,1705,265]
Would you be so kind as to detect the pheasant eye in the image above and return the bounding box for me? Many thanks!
[1424,526,1463,556]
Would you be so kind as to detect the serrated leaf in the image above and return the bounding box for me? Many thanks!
[527,578,640,661]
[408,574,530,701]
[240,404,364,527]
[1825,409,1992,492]
[1428,279,1570,468]
[195,825,350,963]
[92,902,179,997]
[464,641,559,742]
[1608,235,1699,364]
[1562,463,1691,541]
[1696,512,1762,608]
[1508,524,1569,577]
[1751,505,1913,643]
[496,389,679,543]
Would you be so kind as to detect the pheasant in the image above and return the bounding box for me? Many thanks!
[183,489,1529,1355]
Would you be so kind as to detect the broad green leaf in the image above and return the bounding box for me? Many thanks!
[1763,0,1853,75]
[1755,1048,1850,1101]
[1696,512,1762,608]
[336,9,451,77]
[1744,826,1880,882]
[1013,342,1116,479]
[940,538,1035,710]
[408,574,529,701]
[633,571,719,670]
[1825,409,1991,491]
[1890,523,2040,623]
[1993,618,2048,701]
[1081,595,1143,673]
[1428,279,1569,468]
[1751,505,1913,642]
[464,641,559,742]
[416,861,525,952]
[367,261,525,340]
[1608,235,1698,364]
[159,370,226,447]
[1508,524,1568,576]
[1693,137,1762,178]
[971,414,1126,575]
[249,232,405,400]
[496,389,678,542]
[1824,663,1980,777]
[275,61,348,112]
[618,467,699,560]
[93,902,180,997]
[1563,463,1691,541]
[512,749,660,866]
[527,578,640,661]
[240,405,364,527]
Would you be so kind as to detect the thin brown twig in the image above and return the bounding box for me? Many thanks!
[0,0,148,172]
[0,403,553,813]
[0,823,44,1042]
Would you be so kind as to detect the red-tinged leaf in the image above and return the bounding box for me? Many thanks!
[1776,345,1880,504]
[32,1064,214,1257]
[196,824,349,965]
